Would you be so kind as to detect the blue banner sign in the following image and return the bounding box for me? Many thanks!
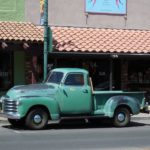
[85,0,127,14]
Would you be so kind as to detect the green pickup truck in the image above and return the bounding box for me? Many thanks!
[0,68,148,129]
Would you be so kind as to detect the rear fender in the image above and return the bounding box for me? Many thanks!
[104,95,140,118]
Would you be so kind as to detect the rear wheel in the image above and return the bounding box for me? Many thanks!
[25,108,48,130]
[113,107,130,127]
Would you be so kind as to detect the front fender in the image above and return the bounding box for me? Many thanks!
[104,95,140,117]
[18,96,60,120]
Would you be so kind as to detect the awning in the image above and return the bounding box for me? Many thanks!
[0,21,43,43]
[52,26,150,54]
[1,21,150,54]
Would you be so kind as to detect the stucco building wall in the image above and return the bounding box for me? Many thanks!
[25,0,150,30]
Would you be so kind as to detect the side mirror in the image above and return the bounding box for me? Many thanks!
[59,81,63,87]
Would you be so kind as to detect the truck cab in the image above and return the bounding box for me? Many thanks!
[52,68,92,115]
[0,68,148,129]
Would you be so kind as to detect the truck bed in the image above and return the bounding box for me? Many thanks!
[93,90,146,114]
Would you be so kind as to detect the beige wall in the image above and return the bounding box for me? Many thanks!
[25,0,40,25]
[25,0,150,29]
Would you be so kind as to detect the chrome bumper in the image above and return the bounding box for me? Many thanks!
[140,106,150,114]
[0,112,21,119]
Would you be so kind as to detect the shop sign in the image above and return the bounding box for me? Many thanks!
[85,0,127,15]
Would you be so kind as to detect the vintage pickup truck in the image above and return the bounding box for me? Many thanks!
[0,68,148,129]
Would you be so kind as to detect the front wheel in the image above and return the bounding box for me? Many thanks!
[25,108,48,130]
[113,107,130,127]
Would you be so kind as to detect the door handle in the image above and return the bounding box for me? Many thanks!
[83,89,88,93]
[63,89,68,97]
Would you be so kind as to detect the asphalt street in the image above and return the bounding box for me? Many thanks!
[0,119,150,150]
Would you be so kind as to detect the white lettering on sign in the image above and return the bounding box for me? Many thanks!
[99,72,106,76]
[0,72,9,77]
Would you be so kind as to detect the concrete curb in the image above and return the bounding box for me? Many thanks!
[0,118,8,123]
[131,113,150,121]
[131,117,150,121]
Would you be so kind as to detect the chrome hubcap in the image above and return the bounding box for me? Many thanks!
[117,113,125,122]
[33,115,42,124]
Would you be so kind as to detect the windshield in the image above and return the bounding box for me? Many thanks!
[46,71,64,84]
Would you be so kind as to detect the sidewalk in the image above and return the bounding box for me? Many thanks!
[0,116,7,123]
[131,113,150,120]
[0,113,149,123]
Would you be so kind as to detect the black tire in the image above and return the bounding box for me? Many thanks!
[113,107,130,127]
[25,108,48,130]
[8,118,25,127]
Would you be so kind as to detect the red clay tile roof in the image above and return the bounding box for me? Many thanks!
[0,21,43,42]
[1,21,150,54]
[52,26,150,54]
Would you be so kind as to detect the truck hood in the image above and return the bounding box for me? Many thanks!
[6,83,57,99]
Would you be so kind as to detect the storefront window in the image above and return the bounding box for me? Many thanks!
[55,58,110,90]
[0,52,13,91]
[128,60,150,103]
[82,60,110,90]
[128,60,150,91]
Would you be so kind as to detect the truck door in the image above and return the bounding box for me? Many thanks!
[59,73,92,114]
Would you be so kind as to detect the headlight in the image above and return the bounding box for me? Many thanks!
[15,100,22,106]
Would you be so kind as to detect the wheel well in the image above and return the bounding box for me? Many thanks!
[115,105,133,114]
[26,105,51,120]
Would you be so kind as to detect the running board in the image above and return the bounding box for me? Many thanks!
[60,115,107,120]
[49,115,109,124]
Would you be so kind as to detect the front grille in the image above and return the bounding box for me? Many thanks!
[3,99,18,113]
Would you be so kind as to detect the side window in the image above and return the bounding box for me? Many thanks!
[64,73,84,86]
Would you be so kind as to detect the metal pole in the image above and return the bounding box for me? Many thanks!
[43,0,48,80]
[109,59,113,90]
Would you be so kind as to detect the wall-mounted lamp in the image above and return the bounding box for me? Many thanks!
[111,54,119,59]
[1,42,8,49]
[23,42,30,49]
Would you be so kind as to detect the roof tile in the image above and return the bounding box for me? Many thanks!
[1,22,150,54]
[0,21,44,43]
[52,26,150,54]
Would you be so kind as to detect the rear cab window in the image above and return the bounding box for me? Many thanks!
[64,73,84,86]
